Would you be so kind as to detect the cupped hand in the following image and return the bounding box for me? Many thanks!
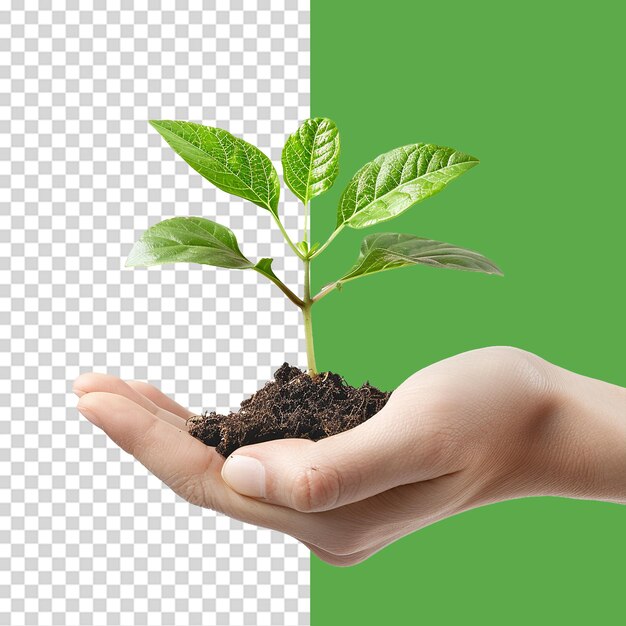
[74,347,626,566]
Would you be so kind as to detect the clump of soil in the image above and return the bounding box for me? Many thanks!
[187,363,391,457]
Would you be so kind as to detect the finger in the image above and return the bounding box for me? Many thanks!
[303,525,424,567]
[299,516,418,567]
[74,373,160,412]
[318,472,465,553]
[294,475,465,562]
[126,380,195,420]
[74,373,186,429]
[78,391,218,491]
[220,396,459,512]
[300,539,382,568]
[76,392,322,541]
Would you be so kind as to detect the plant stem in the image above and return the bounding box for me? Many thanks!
[302,303,317,375]
[303,258,317,375]
[272,213,305,260]
[311,282,337,304]
[303,201,309,244]
[253,267,304,308]
[309,224,344,259]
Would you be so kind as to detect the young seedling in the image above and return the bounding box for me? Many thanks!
[127,118,502,377]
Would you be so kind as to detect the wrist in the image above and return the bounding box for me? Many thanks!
[534,362,626,504]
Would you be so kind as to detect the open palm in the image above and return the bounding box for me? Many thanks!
[74,347,626,566]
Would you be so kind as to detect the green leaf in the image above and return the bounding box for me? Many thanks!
[282,117,340,204]
[329,232,502,289]
[254,257,278,281]
[150,120,280,215]
[337,143,479,229]
[295,240,309,256]
[126,217,254,269]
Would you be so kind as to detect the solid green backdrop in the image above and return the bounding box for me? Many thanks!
[310,1,625,624]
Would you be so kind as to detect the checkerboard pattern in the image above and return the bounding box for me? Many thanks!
[0,1,310,624]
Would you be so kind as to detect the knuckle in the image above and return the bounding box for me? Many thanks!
[290,464,342,512]
[163,452,223,512]
[169,472,221,512]
[165,474,205,506]
[482,346,556,404]
[481,346,546,382]
[169,473,205,507]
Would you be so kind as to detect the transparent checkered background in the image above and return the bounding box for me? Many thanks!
[0,1,310,624]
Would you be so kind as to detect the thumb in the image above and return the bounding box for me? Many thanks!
[220,401,451,512]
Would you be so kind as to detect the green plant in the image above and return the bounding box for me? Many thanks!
[127,118,502,375]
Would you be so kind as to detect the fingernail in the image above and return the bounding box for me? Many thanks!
[78,403,103,429]
[222,455,266,498]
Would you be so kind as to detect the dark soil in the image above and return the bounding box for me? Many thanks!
[187,363,392,457]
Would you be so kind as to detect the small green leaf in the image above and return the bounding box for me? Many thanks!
[126,217,254,269]
[282,117,340,204]
[254,257,278,280]
[328,232,502,289]
[296,240,309,255]
[337,143,478,229]
[150,120,280,215]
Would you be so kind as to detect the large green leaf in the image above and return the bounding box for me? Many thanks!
[150,120,280,215]
[126,217,254,269]
[337,143,479,229]
[281,117,340,204]
[327,232,502,289]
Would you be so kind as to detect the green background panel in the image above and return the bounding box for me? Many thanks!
[311,1,625,623]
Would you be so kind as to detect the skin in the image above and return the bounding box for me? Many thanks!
[74,346,626,567]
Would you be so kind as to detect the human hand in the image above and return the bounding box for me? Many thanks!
[74,347,626,566]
